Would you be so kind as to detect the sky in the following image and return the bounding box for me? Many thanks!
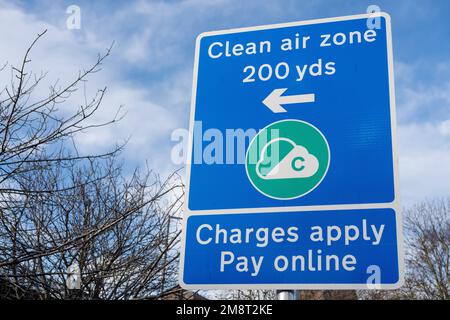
[0,0,449,207]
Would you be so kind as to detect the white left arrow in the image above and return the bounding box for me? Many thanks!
[262,88,315,113]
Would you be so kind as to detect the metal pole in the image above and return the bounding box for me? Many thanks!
[277,290,295,300]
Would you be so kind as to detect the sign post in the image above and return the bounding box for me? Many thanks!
[277,290,295,300]
[180,13,403,291]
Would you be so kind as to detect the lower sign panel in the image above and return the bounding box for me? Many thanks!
[180,208,403,289]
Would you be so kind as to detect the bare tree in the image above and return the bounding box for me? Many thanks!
[0,30,121,195]
[216,289,276,300]
[0,157,183,299]
[359,198,450,300]
[0,31,183,299]
[403,199,449,299]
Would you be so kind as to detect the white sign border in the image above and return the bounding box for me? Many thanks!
[179,12,404,290]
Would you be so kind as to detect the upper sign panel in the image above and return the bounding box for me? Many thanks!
[186,13,398,213]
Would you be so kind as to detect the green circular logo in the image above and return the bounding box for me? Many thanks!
[245,119,330,200]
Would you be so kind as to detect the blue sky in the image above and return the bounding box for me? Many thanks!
[0,0,449,206]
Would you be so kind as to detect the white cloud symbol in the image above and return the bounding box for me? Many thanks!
[256,138,319,180]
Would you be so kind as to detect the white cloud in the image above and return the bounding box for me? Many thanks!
[395,60,450,124]
[438,119,450,137]
[0,1,181,177]
[398,120,450,206]
[394,59,450,206]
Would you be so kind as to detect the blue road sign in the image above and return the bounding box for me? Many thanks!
[183,209,399,286]
[180,13,402,289]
